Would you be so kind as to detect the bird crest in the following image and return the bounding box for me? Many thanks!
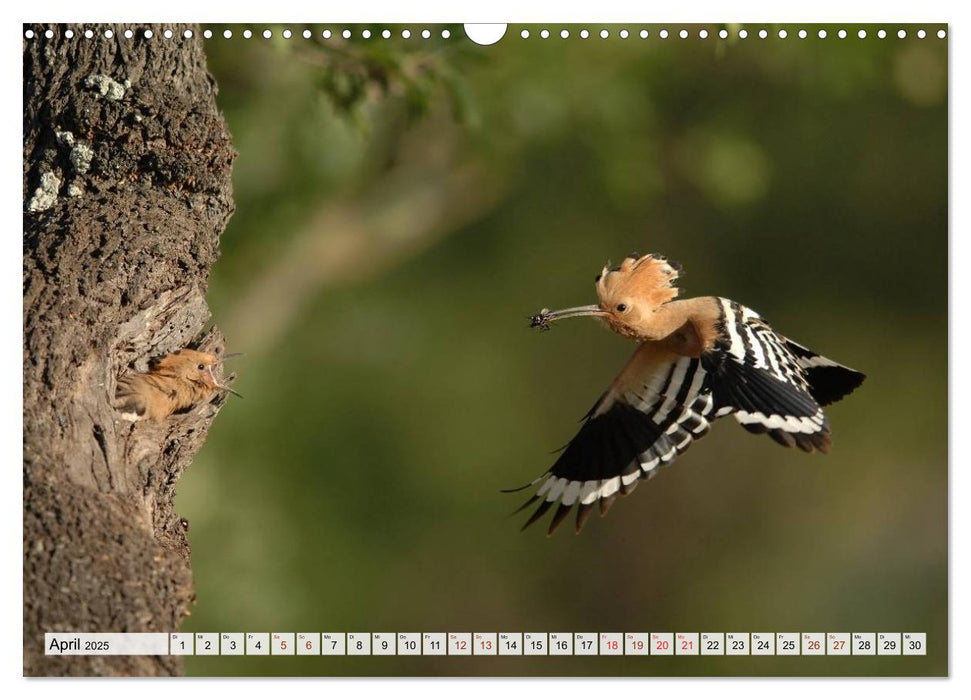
[595,253,682,311]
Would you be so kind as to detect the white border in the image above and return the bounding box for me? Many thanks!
[4,1,964,697]
[3,0,962,22]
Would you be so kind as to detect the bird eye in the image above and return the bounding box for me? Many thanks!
[197,363,205,370]
[616,303,628,312]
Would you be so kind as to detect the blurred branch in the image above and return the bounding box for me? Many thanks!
[224,158,507,355]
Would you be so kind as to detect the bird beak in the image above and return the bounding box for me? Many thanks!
[218,384,244,399]
[206,366,244,398]
[531,304,606,328]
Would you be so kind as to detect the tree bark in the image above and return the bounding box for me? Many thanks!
[23,23,235,676]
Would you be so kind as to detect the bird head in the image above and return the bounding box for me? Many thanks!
[149,349,243,397]
[530,253,682,338]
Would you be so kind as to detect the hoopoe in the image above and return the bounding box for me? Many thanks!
[513,253,865,535]
[114,348,241,422]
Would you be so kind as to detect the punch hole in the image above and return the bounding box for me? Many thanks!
[45,29,53,38]
[699,29,708,39]
[878,29,886,38]
[65,29,74,38]
[580,29,589,39]
[421,29,431,39]
[124,29,134,38]
[719,29,728,39]
[164,29,173,39]
[493,26,521,43]
[758,29,767,39]
[401,29,410,38]
[342,29,351,39]
[621,29,630,39]
[143,29,152,39]
[640,29,648,39]
[263,29,273,39]
[838,29,847,39]
[778,29,788,39]
[323,30,332,39]
[560,29,569,39]
[898,29,907,38]
[283,29,293,39]
[738,29,748,39]
[243,29,252,39]
[818,29,827,38]
[304,29,313,39]
[203,29,212,38]
[223,29,232,39]
[659,29,668,39]
[441,29,450,38]
[917,29,926,39]
[24,29,33,39]
[938,29,946,38]
[361,29,371,39]
[381,29,390,39]
[85,29,94,39]
[540,29,549,39]
[600,29,609,39]
[858,30,866,39]
[678,29,686,39]
[104,29,113,38]
[798,29,807,39]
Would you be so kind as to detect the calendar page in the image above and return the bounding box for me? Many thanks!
[22,19,947,679]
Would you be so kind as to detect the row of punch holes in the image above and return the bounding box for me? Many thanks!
[25,26,948,41]
[24,27,454,40]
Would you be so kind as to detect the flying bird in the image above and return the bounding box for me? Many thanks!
[513,253,865,535]
[114,348,241,422]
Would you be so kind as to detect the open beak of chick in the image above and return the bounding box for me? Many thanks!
[209,353,245,398]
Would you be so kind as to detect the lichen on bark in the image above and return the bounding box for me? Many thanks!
[23,23,236,676]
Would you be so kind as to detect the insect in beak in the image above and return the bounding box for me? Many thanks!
[529,305,606,330]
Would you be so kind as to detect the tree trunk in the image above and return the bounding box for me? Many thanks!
[23,23,235,676]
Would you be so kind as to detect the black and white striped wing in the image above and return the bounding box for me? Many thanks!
[704,298,860,453]
[515,349,720,535]
[783,337,867,407]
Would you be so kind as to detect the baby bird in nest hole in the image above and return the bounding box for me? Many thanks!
[114,348,241,422]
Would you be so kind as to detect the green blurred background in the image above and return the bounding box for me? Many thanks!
[178,24,948,676]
